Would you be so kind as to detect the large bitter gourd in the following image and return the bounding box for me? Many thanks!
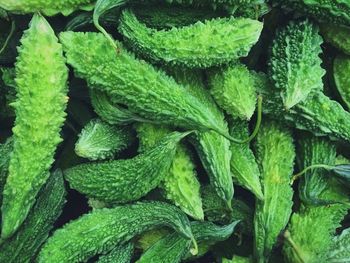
[38,201,194,263]
[1,14,68,239]
[119,9,263,68]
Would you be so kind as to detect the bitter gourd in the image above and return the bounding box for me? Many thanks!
[119,9,263,68]
[65,131,190,204]
[1,14,68,239]
[269,19,324,109]
[0,0,95,16]
[60,31,235,141]
[327,228,350,262]
[137,221,239,263]
[334,55,350,109]
[38,201,194,263]
[321,24,350,55]
[283,203,349,263]
[0,170,66,263]
[97,243,134,263]
[75,118,133,161]
[253,121,295,262]
[208,64,257,120]
[229,119,263,200]
[136,123,203,220]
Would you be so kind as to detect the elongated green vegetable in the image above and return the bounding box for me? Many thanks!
[97,243,134,263]
[327,228,350,262]
[38,201,195,263]
[1,14,68,239]
[65,131,190,203]
[136,123,203,220]
[60,31,237,142]
[119,9,263,68]
[0,170,66,263]
[254,121,295,262]
[333,55,350,109]
[0,0,95,16]
[75,118,133,161]
[321,24,350,55]
[269,19,324,109]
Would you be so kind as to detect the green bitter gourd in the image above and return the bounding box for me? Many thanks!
[320,24,350,55]
[333,54,350,110]
[327,228,350,262]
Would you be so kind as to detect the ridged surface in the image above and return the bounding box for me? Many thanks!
[38,201,193,263]
[269,20,324,109]
[65,131,187,203]
[334,55,350,109]
[321,24,350,55]
[119,9,263,68]
[60,31,230,138]
[253,121,295,262]
[0,170,66,263]
[97,243,134,263]
[0,0,94,16]
[1,14,68,239]
[327,228,350,262]
[75,118,133,161]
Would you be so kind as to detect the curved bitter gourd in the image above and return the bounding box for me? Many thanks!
[253,120,295,262]
[59,31,236,142]
[75,118,133,161]
[38,201,194,263]
[65,131,191,204]
[333,55,350,110]
[119,9,263,68]
[0,0,95,16]
[1,14,68,239]
[269,19,324,109]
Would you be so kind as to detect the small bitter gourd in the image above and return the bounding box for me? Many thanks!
[38,201,194,263]
[75,118,133,161]
[0,170,66,263]
[208,63,257,120]
[253,120,295,262]
[320,24,350,55]
[1,14,68,239]
[0,0,95,16]
[283,203,350,263]
[97,243,134,263]
[65,131,190,204]
[60,31,235,141]
[269,19,324,109]
[229,119,263,200]
[333,55,350,110]
[327,228,350,262]
[119,9,263,68]
[136,123,203,220]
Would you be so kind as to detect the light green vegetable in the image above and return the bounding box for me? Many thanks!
[333,54,350,110]
[119,9,263,68]
[1,14,68,239]
[75,118,133,161]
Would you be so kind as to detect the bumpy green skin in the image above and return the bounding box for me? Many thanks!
[0,137,13,210]
[229,119,263,200]
[321,24,350,55]
[136,123,203,220]
[38,201,193,263]
[269,20,324,109]
[284,204,349,263]
[327,228,350,262]
[0,0,95,16]
[119,9,263,68]
[75,118,133,161]
[277,0,350,26]
[209,64,257,120]
[136,228,171,251]
[257,73,350,142]
[254,121,295,263]
[334,55,350,109]
[65,131,187,203]
[166,67,233,205]
[1,14,68,239]
[97,243,134,263]
[138,221,238,263]
[60,31,230,139]
[0,170,66,263]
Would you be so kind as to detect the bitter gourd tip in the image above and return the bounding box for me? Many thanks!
[190,236,199,256]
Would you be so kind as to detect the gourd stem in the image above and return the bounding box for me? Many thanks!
[0,20,15,55]
[94,22,118,50]
[284,231,306,263]
[291,164,333,184]
[189,236,198,256]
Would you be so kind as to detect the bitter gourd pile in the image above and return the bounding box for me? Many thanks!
[1,1,350,262]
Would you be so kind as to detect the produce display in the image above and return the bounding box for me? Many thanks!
[1,0,350,262]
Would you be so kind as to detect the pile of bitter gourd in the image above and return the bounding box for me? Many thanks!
[1,0,350,262]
